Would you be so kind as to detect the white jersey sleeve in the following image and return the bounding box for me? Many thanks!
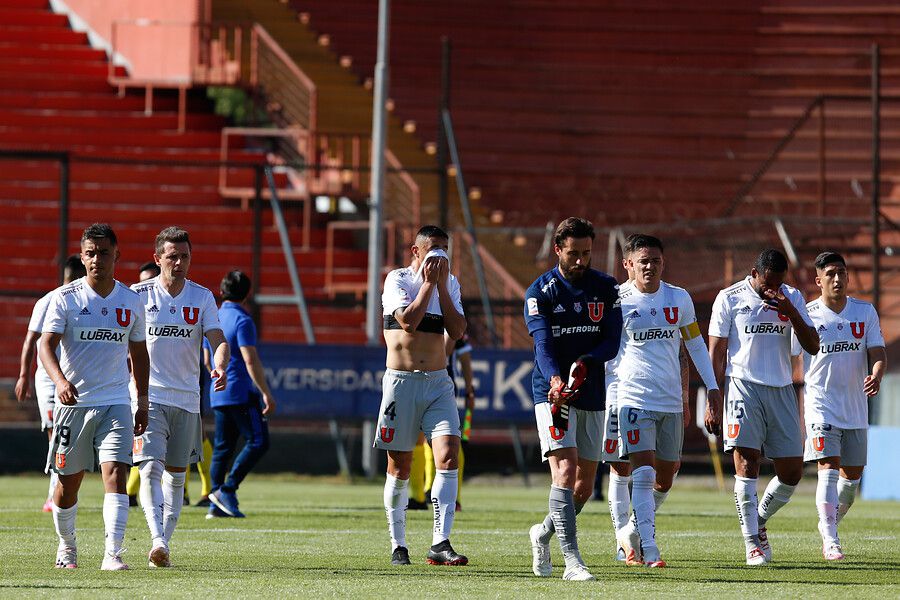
[708,288,731,339]
[382,268,412,315]
[201,288,222,334]
[29,292,58,394]
[866,302,886,348]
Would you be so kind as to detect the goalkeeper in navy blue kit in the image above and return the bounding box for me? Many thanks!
[524,217,623,581]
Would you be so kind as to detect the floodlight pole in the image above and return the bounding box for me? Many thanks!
[366,0,390,346]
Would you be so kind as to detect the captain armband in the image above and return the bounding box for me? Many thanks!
[679,321,702,341]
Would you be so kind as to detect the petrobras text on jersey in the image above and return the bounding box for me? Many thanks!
[743,323,787,335]
[74,327,126,343]
[147,324,194,338]
[629,327,676,342]
[551,324,602,337]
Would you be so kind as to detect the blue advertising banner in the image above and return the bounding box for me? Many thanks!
[258,343,537,423]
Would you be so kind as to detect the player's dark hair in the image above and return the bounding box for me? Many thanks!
[814,251,846,270]
[554,217,594,247]
[755,249,788,274]
[623,234,663,255]
[81,223,117,247]
[155,226,192,255]
[221,270,251,302]
[139,261,161,277]
[415,225,449,243]
[63,254,86,280]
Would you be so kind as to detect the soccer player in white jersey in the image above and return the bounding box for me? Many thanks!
[40,223,149,571]
[15,254,85,512]
[793,251,885,560]
[132,227,229,568]
[706,249,819,566]
[376,225,468,567]
[614,235,721,567]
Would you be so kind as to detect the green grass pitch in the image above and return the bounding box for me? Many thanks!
[0,474,898,598]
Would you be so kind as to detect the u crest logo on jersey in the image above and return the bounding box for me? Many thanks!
[663,307,679,324]
[850,322,865,339]
[55,452,66,469]
[183,306,199,325]
[605,439,618,453]
[587,302,604,322]
[115,308,131,327]
[812,437,825,452]
[626,430,640,445]
[727,424,740,439]
[380,427,395,443]
[549,426,565,441]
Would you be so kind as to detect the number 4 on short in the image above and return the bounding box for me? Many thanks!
[383,401,397,421]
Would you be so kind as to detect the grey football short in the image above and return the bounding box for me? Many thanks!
[534,403,604,462]
[36,384,55,432]
[804,423,867,466]
[723,377,803,458]
[46,403,133,474]
[373,368,460,452]
[601,399,626,463]
[133,403,203,468]
[618,406,684,462]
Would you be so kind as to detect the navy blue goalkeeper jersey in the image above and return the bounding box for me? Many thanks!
[524,267,622,410]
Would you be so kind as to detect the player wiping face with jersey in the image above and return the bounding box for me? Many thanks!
[376,225,469,568]
[707,248,819,566]
[525,217,622,581]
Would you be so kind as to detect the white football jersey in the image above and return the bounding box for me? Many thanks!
[604,280,633,406]
[42,277,146,407]
[616,281,695,413]
[793,297,884,429]
[132,277,221,414]
[709,277,813,387]
[28,290,58,398]
[382,267,463,334]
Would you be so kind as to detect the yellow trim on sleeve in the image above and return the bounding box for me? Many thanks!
[680,321,702,340]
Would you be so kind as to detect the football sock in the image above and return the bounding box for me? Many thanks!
[816,469,840,545]
[125,466,141,497]
[383,474,408,550]
[836,476,860,524]
[162,470,187,544]
[52,502,77,548]
[757,476,796,528]
[653,488,669,511]
[409,443,425,504]
[139,460,166,546]
[631,466,660,561]
[608,472,632,532]
[47,471,58,501]
[549,485,583,568]
[103,493,129,556]
[431,469,458,545]
[199,437,213,497]
[538,496,585,544]
[734,476,760,551]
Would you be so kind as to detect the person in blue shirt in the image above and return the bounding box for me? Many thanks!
[525,217,623,581]
[204,270,276,518]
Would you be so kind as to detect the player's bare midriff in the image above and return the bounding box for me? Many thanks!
[384,328,447,371]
